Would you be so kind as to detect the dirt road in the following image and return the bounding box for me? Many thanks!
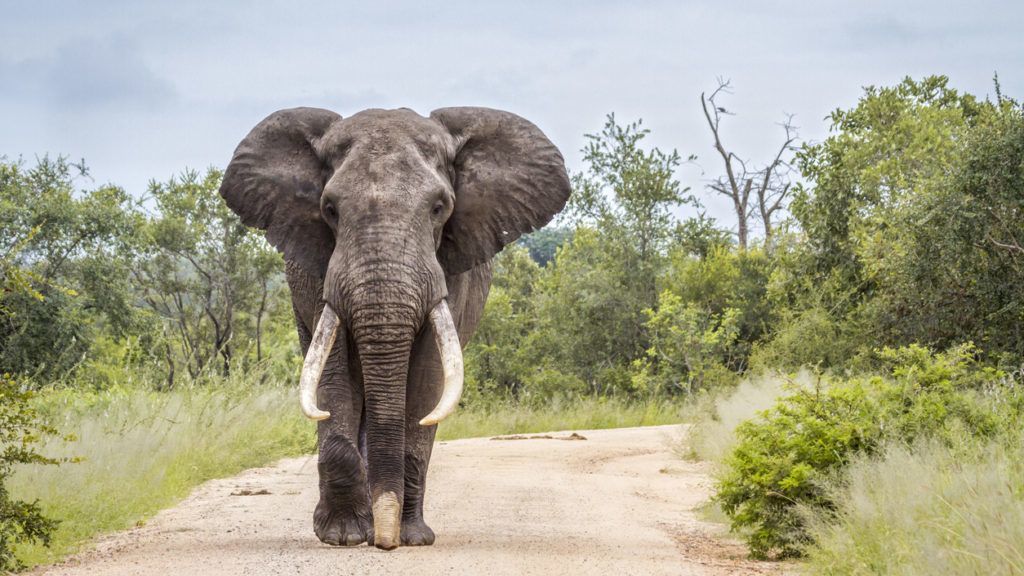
[39,425,782,576]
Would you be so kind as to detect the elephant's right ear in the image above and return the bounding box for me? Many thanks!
[220,107,341,278]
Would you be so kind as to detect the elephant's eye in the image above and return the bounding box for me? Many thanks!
[431,202,445,217]
[323,203,338,221]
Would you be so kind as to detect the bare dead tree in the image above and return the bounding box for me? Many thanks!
[700,78,798,250]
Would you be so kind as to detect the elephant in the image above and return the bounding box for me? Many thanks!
[219,107,571,550]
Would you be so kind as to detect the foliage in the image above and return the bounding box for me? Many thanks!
[528,227,649,389]
[0,231,66,571]
[632,290,740,395]
[136,169,288,386]
[747,303,857,373]
[0,376,64,572]
[0,157,142,380]
[777,76,1024,368]
[804,439,1024,576]
[515,227,571,266]
[569,114,693,261]
[514,114,700,395]
[714,344,1021,558]
[862,97,1024,359]
[792,76,982,282]
[716,374,880,558]
[464,245,542,399]
[670,212,733,260]
[662,245,774,369]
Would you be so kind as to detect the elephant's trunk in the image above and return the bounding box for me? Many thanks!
[295,297,463,549]
[349,293,417,550]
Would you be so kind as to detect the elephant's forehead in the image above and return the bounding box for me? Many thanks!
[337,108,450,152]
[318,110,451,196]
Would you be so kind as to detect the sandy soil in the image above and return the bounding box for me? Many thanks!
[37,425,785,576]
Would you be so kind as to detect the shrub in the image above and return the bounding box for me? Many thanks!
[747,305,857,373]
[0,375,63,571]
[715,344,1019,558]
[635,290,741,395]
[716,375,883,557]
[522,368,587,404]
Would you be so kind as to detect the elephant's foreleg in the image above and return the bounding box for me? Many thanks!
[314,328,373,546]
[400,331,443,546]
[288,263,373,546]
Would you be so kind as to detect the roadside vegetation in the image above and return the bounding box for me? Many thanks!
[684,77,1024,574]
[1,75,1021,573]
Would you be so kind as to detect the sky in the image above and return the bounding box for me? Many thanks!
[1,0,1021,229]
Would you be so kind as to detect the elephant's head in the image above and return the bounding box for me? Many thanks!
[220,107,570,548]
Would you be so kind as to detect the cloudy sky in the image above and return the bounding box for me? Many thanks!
[1,0,1021,226]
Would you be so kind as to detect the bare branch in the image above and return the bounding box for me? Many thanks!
[987,233,1024,255]
[698,80,799,249]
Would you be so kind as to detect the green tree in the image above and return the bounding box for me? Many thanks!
[0,231,65,571]
[526,114,692,394]
[633,290,741,395]
[0,157,142,381]
[529,227,644,389]
[670,212,733,260]
[515,227,571,266]
[660,244,773,371]
[767,76,995,368]
[0,375,62,571]
[464,245,541,398]
[135,169,285,386]
[866,94,1024,359]
[793,76,982,282]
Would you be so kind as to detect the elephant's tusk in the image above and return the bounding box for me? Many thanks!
[419,300,464,426]
[298,304,339,421]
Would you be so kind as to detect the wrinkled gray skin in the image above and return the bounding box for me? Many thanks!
[219,107,571,549]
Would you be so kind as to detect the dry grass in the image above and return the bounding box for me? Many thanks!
[804,439,1024,575]
[9,383,316,568]
[683,371,801,463]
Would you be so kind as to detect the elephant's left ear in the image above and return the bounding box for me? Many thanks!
[430,107,572,275]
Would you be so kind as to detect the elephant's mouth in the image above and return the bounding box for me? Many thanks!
[296,299,464,426]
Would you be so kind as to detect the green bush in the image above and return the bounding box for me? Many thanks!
[715,344,1019,558]
[522,368,588,404]
[0,375,64,571]
[747,304,863,373]
[716,375,882,557]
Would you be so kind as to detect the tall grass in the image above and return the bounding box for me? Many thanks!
[8,379,684,569]
[804,439,1024,575]
[684,371,797,462]
[9,381,316,567]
